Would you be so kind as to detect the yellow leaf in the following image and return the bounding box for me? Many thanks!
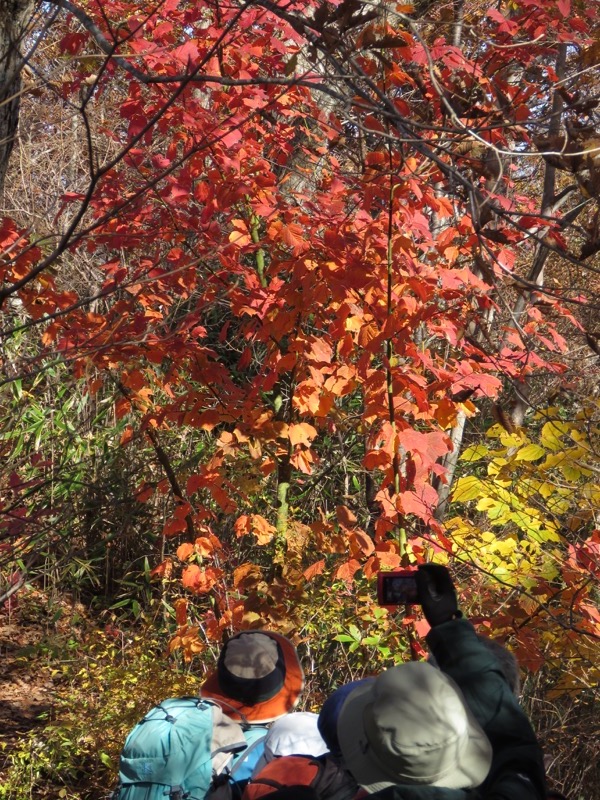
[485,423,505,438]
[562,465,582,482]
[460,445,488,462]
[242,611,262,626]
[541,452,567,469]
[487,457,508,477]
[540,527,562,542]
[476,498,507,522]
[452,476,481,502]
[537,481,556,498]
[515,443,546,461]
[540,421,569,450]
[495,538,516,556]
[499,430,526,448]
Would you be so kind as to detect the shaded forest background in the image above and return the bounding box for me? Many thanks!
[0,0,599,798]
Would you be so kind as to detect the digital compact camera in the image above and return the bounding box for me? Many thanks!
[377,569,420,607]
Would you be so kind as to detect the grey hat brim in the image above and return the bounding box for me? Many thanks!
[337,674,492,793]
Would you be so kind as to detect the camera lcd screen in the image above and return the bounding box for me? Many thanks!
[381,575,419,605]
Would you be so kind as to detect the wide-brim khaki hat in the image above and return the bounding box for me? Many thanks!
[202,631,304,724]
[337,663,492,793]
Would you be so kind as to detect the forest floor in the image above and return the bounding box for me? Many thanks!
[0,587,86,787]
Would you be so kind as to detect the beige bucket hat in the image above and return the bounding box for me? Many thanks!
[337,662,492,793]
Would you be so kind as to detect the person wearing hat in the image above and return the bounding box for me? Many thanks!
[201,630,305,724]
[317,679,375,759]
[336,564,547,800]
[251,711,330,775]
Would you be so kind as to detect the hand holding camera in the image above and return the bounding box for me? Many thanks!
[415,563,461,627]
[377,563,461,628]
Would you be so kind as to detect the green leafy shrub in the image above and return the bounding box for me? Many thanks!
[0,626,205,800]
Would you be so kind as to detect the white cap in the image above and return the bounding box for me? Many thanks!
[252,712,329,775]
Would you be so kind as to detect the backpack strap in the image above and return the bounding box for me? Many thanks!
[249,778,287,792]
[211,742,248,762]
[228,734,268,779]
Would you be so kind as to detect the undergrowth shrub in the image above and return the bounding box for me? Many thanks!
[0,626,204,800]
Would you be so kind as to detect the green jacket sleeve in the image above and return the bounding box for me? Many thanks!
[426,619,546,800]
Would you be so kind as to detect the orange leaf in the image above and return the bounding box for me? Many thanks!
[397,490,434,521]
[414,618,431,638]
[348,530,375,558]
[291,448,314,474]
[277,353,297,372]
[251,514,276,545]
[194,536,216,556]
[163,518,188,538]
[196,409,222,430]
[289,422,318,447]
[136,484,154,503]
[177,542,195,561]
[336,505,357,527]
[433,398,458,429]
[150,558,173,579]
[234,514,252,538]
[182,564,202,591]
[182,564,222,595]
[374,550,402,569]
[120,426,134,445]
[398,429,451,468]
[358,321,379,348]
[364,449,391,470]
[234,513,275,545]
[304,559,325,581]
[363,556,378,579]
[234,562,264,589]
[174,502,193,519]
[281,222,308,254]
[335,558,361,581]
[306,336,333,364]
[174,598,188,626]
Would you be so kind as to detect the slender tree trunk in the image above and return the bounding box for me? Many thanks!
[509,45,567,426]
[434,410,466,520]
[275,452,291,540]
[0,1,35,196]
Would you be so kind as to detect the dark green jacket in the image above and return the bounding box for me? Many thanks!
[370,619,546,800]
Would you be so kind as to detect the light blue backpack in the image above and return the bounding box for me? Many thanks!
[229,725,269,784]
[114,697,268,800]
[115,697,247,800]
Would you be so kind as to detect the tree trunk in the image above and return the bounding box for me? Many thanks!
[0,0,35,196]
[508,45,567,426]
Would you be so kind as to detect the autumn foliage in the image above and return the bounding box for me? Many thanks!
[1,4,599,789]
